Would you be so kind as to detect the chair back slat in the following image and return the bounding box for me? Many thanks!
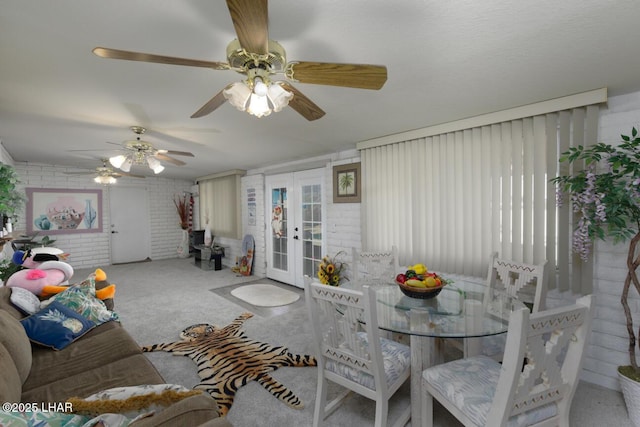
[306,279,384,379]
[352,246,400,287]
[489,295,594,423]
[485,252,549,317]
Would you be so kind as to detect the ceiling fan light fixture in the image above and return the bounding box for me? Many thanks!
[94,175,117,185]
[253,77,268,97]
[268,82,294,112]
[120,156,133,173]
[246,92,271,118]
[147,156,165,174]
[223,82,252,111]
[109,154,127,168]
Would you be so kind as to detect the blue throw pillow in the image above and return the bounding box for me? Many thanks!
[20,301,95,350]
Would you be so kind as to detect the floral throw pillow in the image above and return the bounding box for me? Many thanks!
[20,301,95,350]
[41,278,119,325]
[10,286,41,315]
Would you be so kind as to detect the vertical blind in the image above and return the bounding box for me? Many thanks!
[198,173,242,239]
[360,105,600,293]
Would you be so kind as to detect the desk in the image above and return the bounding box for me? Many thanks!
[359,281,525,426]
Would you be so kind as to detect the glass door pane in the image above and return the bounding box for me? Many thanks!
[271,187,288,271]
[301,183,322,278]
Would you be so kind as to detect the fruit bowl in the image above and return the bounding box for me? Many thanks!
[396,280,444,299]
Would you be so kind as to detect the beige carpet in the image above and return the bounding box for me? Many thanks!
[230,283,300,307]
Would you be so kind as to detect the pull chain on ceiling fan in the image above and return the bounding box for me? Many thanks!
[92,0,387,121]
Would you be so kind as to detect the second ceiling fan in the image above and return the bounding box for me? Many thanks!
[92,0,387,121]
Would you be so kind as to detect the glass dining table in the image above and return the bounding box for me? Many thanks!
[347,279,526,426]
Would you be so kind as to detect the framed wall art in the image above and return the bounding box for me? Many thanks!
[26,188,102,235]
[333,162,361,203]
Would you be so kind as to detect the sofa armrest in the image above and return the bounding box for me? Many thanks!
[196,419,234,427]
[128,394,229,427]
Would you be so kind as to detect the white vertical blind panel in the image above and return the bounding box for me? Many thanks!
[480,126,494,275]
[500,122,512,261]
[511,120,524,262]
[570,108,585,293]
[491,124,502,259]
[581,105,600,294]
[533,115,547,265]
[522,118,534,263]
[556,111,572,291]
[545,113,559,290]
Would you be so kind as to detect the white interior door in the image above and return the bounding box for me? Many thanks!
[109,186,150,264]
[265,169,324,288]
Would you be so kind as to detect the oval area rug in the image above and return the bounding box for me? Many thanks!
[230,284,300,307]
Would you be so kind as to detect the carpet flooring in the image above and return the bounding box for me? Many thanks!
[74,258,633,427]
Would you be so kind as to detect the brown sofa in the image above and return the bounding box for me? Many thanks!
[0,286,232,427]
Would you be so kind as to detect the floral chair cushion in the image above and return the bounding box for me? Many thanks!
[325,332,410,390]
[423,355,557,426]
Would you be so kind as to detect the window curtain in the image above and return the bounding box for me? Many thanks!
[360,102,601,294]
[198,173,242,239]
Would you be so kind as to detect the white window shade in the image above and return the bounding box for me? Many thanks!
[360,99,602,294]
[198,171,244,239]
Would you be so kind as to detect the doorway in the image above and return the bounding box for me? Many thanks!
[109,186,150,264]
[265,169,325,288]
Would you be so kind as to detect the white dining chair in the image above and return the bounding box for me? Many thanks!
[304,276,411,427]
[351,246,401,289]
[468,252,549,359]
[422,294,594,427]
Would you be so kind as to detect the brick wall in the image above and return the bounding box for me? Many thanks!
[577,91,640,389]
[11,162,193,269]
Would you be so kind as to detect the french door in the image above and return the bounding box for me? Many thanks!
[265,169,325,288]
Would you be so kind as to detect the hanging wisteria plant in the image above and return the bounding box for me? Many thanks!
[552,126,640,380]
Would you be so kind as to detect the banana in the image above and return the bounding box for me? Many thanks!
[405,279,427,288]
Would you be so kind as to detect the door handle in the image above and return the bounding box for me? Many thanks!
[111,230,118,234]
[293,235,299,240]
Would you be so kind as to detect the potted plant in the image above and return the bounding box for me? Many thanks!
[0,163,26,228]
[174,194,191,258]
[553,126,640,425]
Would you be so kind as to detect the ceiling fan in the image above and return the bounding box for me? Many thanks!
[92,0,387,121]
[107,126,195,174]
[64,158,145,184]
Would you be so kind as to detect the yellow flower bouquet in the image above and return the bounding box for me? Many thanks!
[318,251,348,286]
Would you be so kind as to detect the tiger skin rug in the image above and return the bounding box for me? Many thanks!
[141,312,317,416]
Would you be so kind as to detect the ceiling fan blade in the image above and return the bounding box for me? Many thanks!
[114,172,145,178]
[280,82,326,121]
[226,0,269,54]
[157,149,195,157]
[155,153,186,166]
[286,61,388,90]
[93,47,229,70]
[191,88,228,118]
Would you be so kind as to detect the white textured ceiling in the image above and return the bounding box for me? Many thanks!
[2,0,640,180]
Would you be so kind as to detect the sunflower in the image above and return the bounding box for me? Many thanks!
[317,251,348,286]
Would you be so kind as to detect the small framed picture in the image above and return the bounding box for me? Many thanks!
[333,163,361,203]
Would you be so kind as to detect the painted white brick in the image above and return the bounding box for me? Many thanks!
[12,162,193,269]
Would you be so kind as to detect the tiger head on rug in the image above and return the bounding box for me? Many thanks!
[141,312,317,417]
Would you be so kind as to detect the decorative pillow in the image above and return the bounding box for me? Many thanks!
[41,278,119,325]
[10,286,41,315]
[67,384,203,418]
[20,301,95,350]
